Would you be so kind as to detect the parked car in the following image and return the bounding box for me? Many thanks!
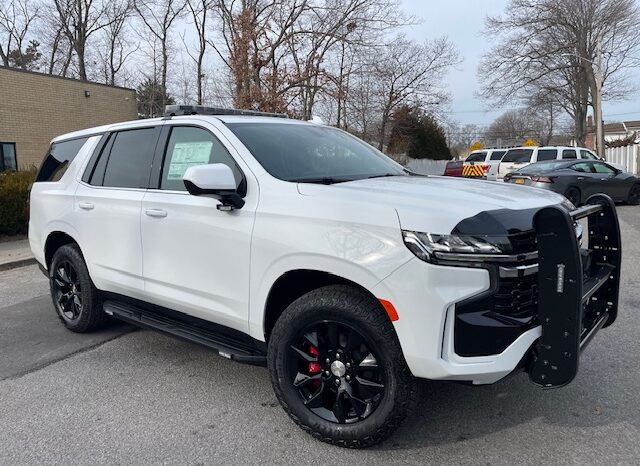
[29,105,622,448]
[443,159,463,177]
[504,159,640,205]
[462,149,506,181]
[498,146,625,180]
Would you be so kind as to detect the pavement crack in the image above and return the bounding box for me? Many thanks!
[0,329,135,382]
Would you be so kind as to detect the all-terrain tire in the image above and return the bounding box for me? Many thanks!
[49,244,107,332]
[268,285,415,448]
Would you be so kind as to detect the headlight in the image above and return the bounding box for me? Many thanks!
[402,230,510,263]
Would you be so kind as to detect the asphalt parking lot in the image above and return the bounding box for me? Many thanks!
[1,206,639,465]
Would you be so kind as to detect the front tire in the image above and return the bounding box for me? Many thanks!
[49,244,107,332]
[268,285,415,448]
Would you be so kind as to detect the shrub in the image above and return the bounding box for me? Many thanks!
[0,168,37,236]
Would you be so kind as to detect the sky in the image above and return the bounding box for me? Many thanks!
[400,0,640,127]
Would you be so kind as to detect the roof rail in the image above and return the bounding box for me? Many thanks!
[164,105,288,119]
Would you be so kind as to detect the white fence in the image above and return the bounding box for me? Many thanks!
[606,145,639,174]
[405,158,449,175]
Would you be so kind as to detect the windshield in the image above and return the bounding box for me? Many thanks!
[226,123,404,183]
[502,149,533,163]
[514,160,567,173]
[465,152,486,162]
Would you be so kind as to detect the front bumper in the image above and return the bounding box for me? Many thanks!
[376,195,621,386]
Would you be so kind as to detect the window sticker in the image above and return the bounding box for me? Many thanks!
[167,141,213,179]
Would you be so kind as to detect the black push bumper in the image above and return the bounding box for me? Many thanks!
[528,194,621,388]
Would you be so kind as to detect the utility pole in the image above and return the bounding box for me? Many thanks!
[595,35,605,158]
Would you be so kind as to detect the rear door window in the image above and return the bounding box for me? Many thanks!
[490,150,505,161]
[465,152,486,162]
[536,149,557,162]
[562,149,577,159]
[101,128,159,189]
[572,163,595,173]
[36,137,90,182]
[502,149,533,163]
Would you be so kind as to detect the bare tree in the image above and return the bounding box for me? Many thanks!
[484,109,548,146]
[97,0,134,86]
[134,0,186,109]
[51,0,116,80]
[371,35,459,150]
[182,0,213,104]
[479,0,640,146]
[0,0,40,67]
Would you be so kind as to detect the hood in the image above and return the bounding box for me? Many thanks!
[297,175,566,234]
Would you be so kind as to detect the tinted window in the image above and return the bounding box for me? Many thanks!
[102,128,158,188]
[562,149,577,159]
[536,149,557,161]
[502,149,533,163]
[490,150,505,161]
[36,138,89,181]
[593,162,616,175]
[227,123,403,182]
[160,126,242,191]
[572,163,594,173]
[466,152,486,162]
[0,143,17,171]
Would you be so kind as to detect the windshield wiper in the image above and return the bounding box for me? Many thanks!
[365,173,401,179]
[288,177,350,184]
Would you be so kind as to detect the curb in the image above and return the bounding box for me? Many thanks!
[0,257,37,272]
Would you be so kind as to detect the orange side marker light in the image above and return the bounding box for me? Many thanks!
[379,299,399,322]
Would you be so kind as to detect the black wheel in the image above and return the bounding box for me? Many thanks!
[627,183,640,205]
[50,244,107,332]
[268,285,415,448]
[565,187,581,206]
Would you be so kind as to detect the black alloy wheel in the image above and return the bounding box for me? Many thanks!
[52,260,83,321]
[49,244,107,332]
[286,320,385,424]
[268,285,415,448]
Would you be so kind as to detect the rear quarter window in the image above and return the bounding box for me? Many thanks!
[490,150,505,161]
[502,149,533,163]
[36,137,90,182]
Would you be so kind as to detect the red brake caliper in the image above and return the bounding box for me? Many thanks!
[307,345,321,374]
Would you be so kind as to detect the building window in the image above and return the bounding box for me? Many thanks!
[0,143,17,171]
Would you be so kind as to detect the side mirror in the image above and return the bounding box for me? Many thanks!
[183,164,245,210]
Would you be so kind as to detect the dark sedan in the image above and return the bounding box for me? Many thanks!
[504,160,640,206]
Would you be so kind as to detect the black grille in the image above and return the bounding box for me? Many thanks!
[494,273,538,318]
[509,231,537,254]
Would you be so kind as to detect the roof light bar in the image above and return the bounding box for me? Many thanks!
[164,105,288,119]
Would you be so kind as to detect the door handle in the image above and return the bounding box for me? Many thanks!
[78,202,94,210]
[145,208,167,218]
[577,176,585,180]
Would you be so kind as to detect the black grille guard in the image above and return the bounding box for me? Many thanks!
[528,194,621,388]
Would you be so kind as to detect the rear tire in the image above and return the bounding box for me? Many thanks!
[627,183,640,205]
[268,285,415,448]
[565,187,582,206]
[49,244,107,333]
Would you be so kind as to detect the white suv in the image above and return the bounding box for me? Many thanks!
[462,149,506,181]
[29,106,621,448]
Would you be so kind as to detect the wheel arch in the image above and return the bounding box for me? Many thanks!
[262,269,388,342]
[44,230,81,270]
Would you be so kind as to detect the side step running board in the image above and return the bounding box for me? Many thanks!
[103,300,267,365]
